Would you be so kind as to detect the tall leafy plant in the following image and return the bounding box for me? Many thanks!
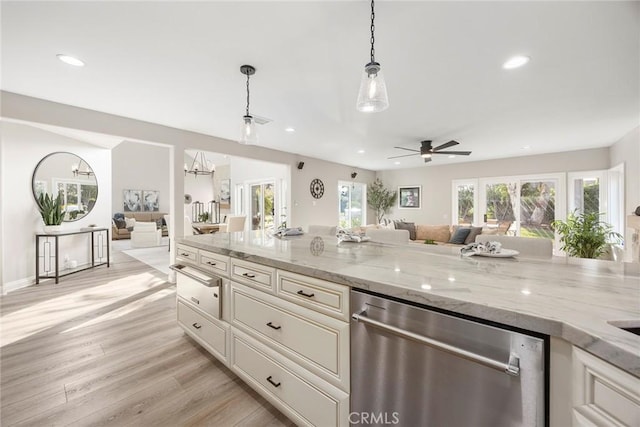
[37,192,65,226]
[367,178,397,224]
[551,211,622,259]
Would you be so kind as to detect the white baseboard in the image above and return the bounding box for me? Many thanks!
[2,276,35,294]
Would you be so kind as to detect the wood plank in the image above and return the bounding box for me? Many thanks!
[1,249,293,426]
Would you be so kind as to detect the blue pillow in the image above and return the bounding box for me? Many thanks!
[114,212,125,220]
[448,227,471,244]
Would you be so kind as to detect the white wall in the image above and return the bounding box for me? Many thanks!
[0,121,112,293]
[112,141,170,214]
[376,147,611,225]
[609,126,640,262]
[290,158,375,229]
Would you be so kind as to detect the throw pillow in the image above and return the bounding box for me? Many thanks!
[155,218,163,228]
[448,227,471,244]
[124,217,136,229]
[114,218,126,229]
[464,226,484,245]
[394,221,416,240]
[113,212,125,221]
[415,225,451,242]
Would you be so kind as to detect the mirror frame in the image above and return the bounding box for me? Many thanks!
[32,151,99,222]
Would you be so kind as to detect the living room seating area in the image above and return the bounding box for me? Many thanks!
[111,212,168,240]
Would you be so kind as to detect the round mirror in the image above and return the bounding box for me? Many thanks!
[32,152,98,222]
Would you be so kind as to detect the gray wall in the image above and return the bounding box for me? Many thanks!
[609,126,639,218]
[112,141,170,214]
[376,147,611,225]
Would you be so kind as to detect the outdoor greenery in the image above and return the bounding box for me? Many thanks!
[551,211,622,259]
[37,191,65,225]
[198,212,210,222]
[367,178,397,224]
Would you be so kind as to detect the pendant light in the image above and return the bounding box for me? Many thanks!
[356,0,389,113]
[240,65,258,144]
[184,152,215,178]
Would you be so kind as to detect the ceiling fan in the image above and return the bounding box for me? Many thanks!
[389,140,472,163]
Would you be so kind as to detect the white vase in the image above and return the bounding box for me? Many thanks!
[43,225,63,233]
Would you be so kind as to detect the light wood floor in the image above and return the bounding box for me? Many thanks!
[0,250,295,426]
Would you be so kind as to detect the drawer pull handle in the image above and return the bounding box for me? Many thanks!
[206,261,217,266]
[266,322,281,330]
[192,322,202,329]
[191,297,200,305]
[180,252,190,257]
[266,376,281,388]
[242,272,256,278]
[297,290,315,298]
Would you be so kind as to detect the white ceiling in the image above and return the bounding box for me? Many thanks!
[2,1,638,170]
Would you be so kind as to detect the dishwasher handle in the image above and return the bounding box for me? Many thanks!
[352,309,520,377]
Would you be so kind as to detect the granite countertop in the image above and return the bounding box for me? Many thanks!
[178,232,640,377]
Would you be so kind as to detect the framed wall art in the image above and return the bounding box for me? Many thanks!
[123,189,142,212]
[398,186,421,209]
[143,190,159,212]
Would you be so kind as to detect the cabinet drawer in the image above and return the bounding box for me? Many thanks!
[276,271,349,321]
[573,347,640,427]
[199,250,229,276]
[175,268,221,319]
[231,259,276,293]
[231,284,349,390]
[178,301,227,362]
[176,244,198,265]
[231,331,348,427]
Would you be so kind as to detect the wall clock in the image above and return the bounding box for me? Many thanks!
[310,178,324,199]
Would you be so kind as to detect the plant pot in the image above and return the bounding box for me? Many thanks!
[43,225,63,233]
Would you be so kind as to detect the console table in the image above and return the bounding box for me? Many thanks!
[35,228,110,284]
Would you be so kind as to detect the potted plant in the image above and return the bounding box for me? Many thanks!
[551,211,623,259]
[367,178,398,224]
[37,191,65,232]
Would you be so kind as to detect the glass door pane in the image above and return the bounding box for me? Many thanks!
[456,184,475,225]
[339,182,366,229]
[484,183,516,235]
[251,184,262,230]
[520,180,556,239]
[263,183,274,231]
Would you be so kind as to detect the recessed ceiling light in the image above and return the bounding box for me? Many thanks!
[56,54,85,67]
[448,277,456,282]
[448,155,456,158]
[394,268,400,272]
[284,127,295,133]
[357,149,365,154]
[522,145,531,150]
[503,55,530,70]
[521,289,531,295]
[394,161,400,165]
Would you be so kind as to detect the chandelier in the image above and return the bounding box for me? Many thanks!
[184,152,215,177]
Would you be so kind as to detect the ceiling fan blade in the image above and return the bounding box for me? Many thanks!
[433,140,459,151]
[393,146,420,153]
[432,150,472,156]
[423,157,432,163]
[388,153,418,159]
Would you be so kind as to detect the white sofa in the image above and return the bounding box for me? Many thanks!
[131,221,162,248]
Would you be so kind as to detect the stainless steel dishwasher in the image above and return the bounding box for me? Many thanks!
[350,290,546,427]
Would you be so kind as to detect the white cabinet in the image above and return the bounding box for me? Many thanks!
[230,258,276,293]
[177,301,228,362]
[231,329,349,427]
[231,282,350,391]
[572,347,640,426]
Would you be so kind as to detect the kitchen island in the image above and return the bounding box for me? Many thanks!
[176,231,640,426]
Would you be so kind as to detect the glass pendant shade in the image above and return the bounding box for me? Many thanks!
[240,115,258,145]
[356,62,389,113]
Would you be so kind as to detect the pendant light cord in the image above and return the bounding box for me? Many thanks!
[370,0,376,63]
[245,73,251,116]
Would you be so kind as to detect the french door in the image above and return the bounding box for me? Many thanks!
[249,181,275,231]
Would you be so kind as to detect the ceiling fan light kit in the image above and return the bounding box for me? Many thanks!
[389,140,472,164]
[240,64,258,145]
[356,0,389,113]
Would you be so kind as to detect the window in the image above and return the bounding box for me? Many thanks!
[339,181,366,229]
[454,173,565,240]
